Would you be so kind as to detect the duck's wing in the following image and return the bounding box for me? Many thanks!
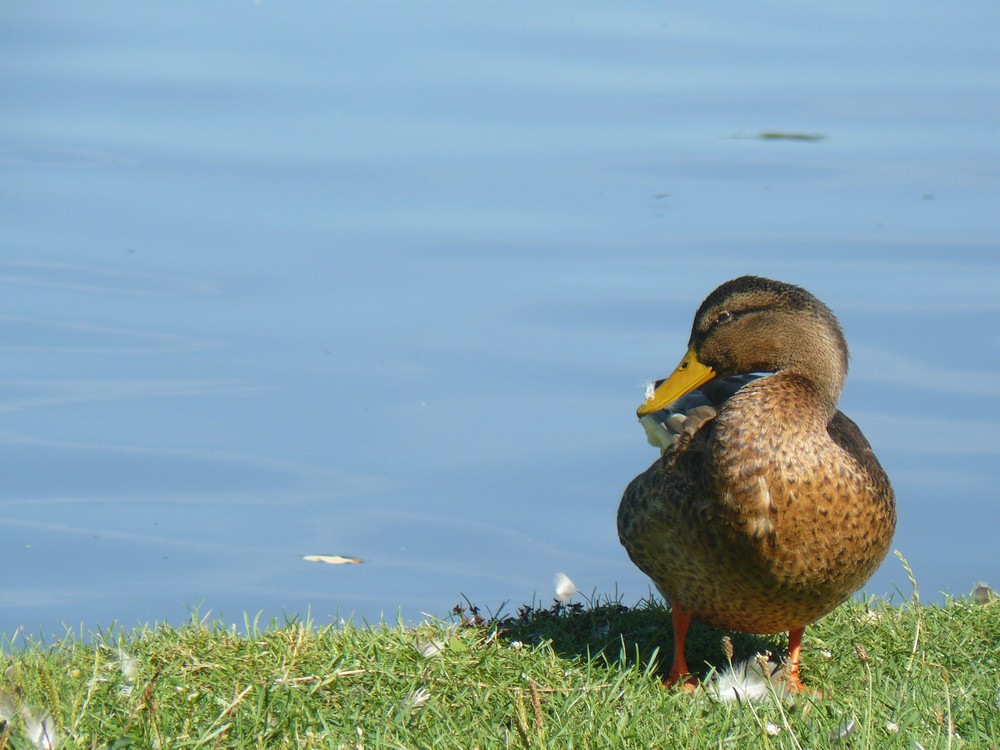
[827,411,896,516]
[639,374,762,453]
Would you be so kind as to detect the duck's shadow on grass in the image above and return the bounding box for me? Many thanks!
[468,596,788,683]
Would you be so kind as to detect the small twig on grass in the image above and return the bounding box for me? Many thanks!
[274,668,368,685]
[528,678,546,747]
[895,551,923,673]
[123,669,162,741]
[512,689,532,749]
[191,683,254,750]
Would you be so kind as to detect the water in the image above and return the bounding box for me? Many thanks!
[2,1,999,640]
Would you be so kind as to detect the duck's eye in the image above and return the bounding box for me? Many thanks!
[715,310,733,325]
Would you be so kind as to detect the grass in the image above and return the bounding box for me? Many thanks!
[1,584,997,749]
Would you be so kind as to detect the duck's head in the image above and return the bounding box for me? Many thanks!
[638,276,849,417]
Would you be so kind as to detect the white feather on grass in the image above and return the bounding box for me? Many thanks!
[554,572,577,603]
[414,637,445,659]
[402,686,431,711]
[709,654,791,703]
[0,690,14,723]
[828,717,857,741]
[117,647,140,680]
[0,690,60,750]
[23,709,60,750]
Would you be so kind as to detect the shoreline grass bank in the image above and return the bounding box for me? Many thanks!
[1,592,997,749]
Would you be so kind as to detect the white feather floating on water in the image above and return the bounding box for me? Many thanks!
[303,555,363,565]
[710,655,791,703]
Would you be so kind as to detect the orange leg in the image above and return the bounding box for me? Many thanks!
[786,626,807,693]
[664,603,697,690]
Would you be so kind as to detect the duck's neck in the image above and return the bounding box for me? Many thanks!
[781,332,847,418]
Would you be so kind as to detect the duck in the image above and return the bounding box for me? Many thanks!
[618,275,896,691]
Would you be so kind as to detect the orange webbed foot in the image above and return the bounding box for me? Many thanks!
[663,673,698,692]
[786,676,825,699]
[786,627,825,698]
[661,604,697,692]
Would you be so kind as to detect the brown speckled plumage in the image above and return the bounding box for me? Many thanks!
[618,276,895,689]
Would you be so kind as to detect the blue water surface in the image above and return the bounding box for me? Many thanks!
[2,1,999,639]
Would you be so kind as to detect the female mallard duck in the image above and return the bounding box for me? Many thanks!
[618,276,895,691]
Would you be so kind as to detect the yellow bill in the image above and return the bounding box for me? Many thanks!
[637,347,717,416]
